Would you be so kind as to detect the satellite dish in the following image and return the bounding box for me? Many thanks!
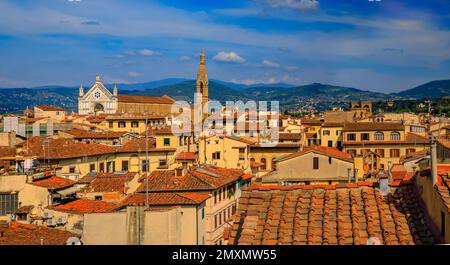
[366,237,381,245]
[66,237,81,245]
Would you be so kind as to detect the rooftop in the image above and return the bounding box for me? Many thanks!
[62,129,125,139]
[0,221,77,245]
[81,172,138,193]
[122,192,209,207]
[35,105,65,111]
[343,122,404,132]
[47,198,119,214]
[31,176,76,190]
[117,94,175,104]
[136,165,245,193]
[228,183,438,245]
[275,146,353,163]
[175,151,197,160]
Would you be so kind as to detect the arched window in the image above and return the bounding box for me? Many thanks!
[271,158,277,171]
[260,158,267,170]
[200,82,204,94]
[374,132,384,141]
[390,131,400,141]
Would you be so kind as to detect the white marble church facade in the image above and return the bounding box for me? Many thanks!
[78,75,118,115]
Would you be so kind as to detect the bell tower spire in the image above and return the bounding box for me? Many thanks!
[196,49,208,108]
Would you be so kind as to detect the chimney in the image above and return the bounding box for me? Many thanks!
[431,139,438,186]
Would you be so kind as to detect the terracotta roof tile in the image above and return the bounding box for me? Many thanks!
[62,129,125,139]
[344,122,404,131]
[136,166,245,192]
[117,94,175,104]
[35,105,65,111]
[121,192,209,206]
[175,152,197,160]
[0,222,77,245]
[81,172,137,193]
[32,176,75,190]
[47,198,119,214]
[229,185,439,245]
[117,138,175,153]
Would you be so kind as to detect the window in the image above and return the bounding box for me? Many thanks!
[313,157,319,170]
[121,160,129,171]
[347,133,356,141]
[107,161,115,173]
[159,159,167,168]
[0,193,18,216]
[323,130,330,136]
[69,166,76,174]
[390,149,400,158]
[271,158,277,170]
[99,162,105,173]
[142,160,149,172]
[328,157,332,164]
[118,121,126,128]
[212,152,221,160]
[375,149,385,158]
[238,148,245,161]
[260,158,267,170]
[89,163,95,172]
[163,138,170,146]
[406,148,416,155]
[361,149,371,155]
[374,132,384,141]
[214,214,218,229]
[109,121,113,128]
[361,133,370,141]
[336,130,341,136]
[390,131,401,141]
[95,196,102,201]
[214,191,217,204]
[327,140,333,147]
[131,121,139,128]
[201,208,205,220]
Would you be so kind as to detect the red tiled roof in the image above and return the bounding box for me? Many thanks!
[136,166,245,193]
[121,192,209,206]
[81,172,137,193]
[35,105,64,111]
[117,94,175,104]
[277,146,353,163]
[228,184,438,245]
[62,129,125,139]
[117,138,176,153]
[278,133,302,141]
[32,176,75,190]
[0,222,77,245]
[344,122,404,131]
[175,152,197,160]
[47,198,119,214]
[21,137,118,159]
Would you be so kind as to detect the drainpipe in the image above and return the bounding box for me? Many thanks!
[431,139,438,186]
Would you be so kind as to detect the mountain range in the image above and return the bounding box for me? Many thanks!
[0,79,448,113]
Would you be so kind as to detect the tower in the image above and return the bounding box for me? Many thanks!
[196,49,208,108]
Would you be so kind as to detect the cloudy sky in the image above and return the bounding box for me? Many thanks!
[0,0,449,92]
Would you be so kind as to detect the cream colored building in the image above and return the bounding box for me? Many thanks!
[34,106,66,122]
[261,146,354,185]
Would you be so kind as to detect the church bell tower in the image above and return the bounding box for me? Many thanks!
[196,49,208,108]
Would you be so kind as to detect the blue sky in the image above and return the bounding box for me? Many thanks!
[0,0,449,92]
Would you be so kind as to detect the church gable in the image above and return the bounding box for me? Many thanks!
[82,75,114,101]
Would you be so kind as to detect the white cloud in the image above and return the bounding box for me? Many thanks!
[67,0,82,2]
[213,51,245,63]
[267,0,319,10]
[127,71,140,77]
[138,49,160,56]
[179,55,191,61]
[284,65,299,71]
[261,59,280,68]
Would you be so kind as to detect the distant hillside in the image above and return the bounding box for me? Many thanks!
[124,80,252,102]
[0,78,448,113]
[210,79,294,90]
[395,80,450,99]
